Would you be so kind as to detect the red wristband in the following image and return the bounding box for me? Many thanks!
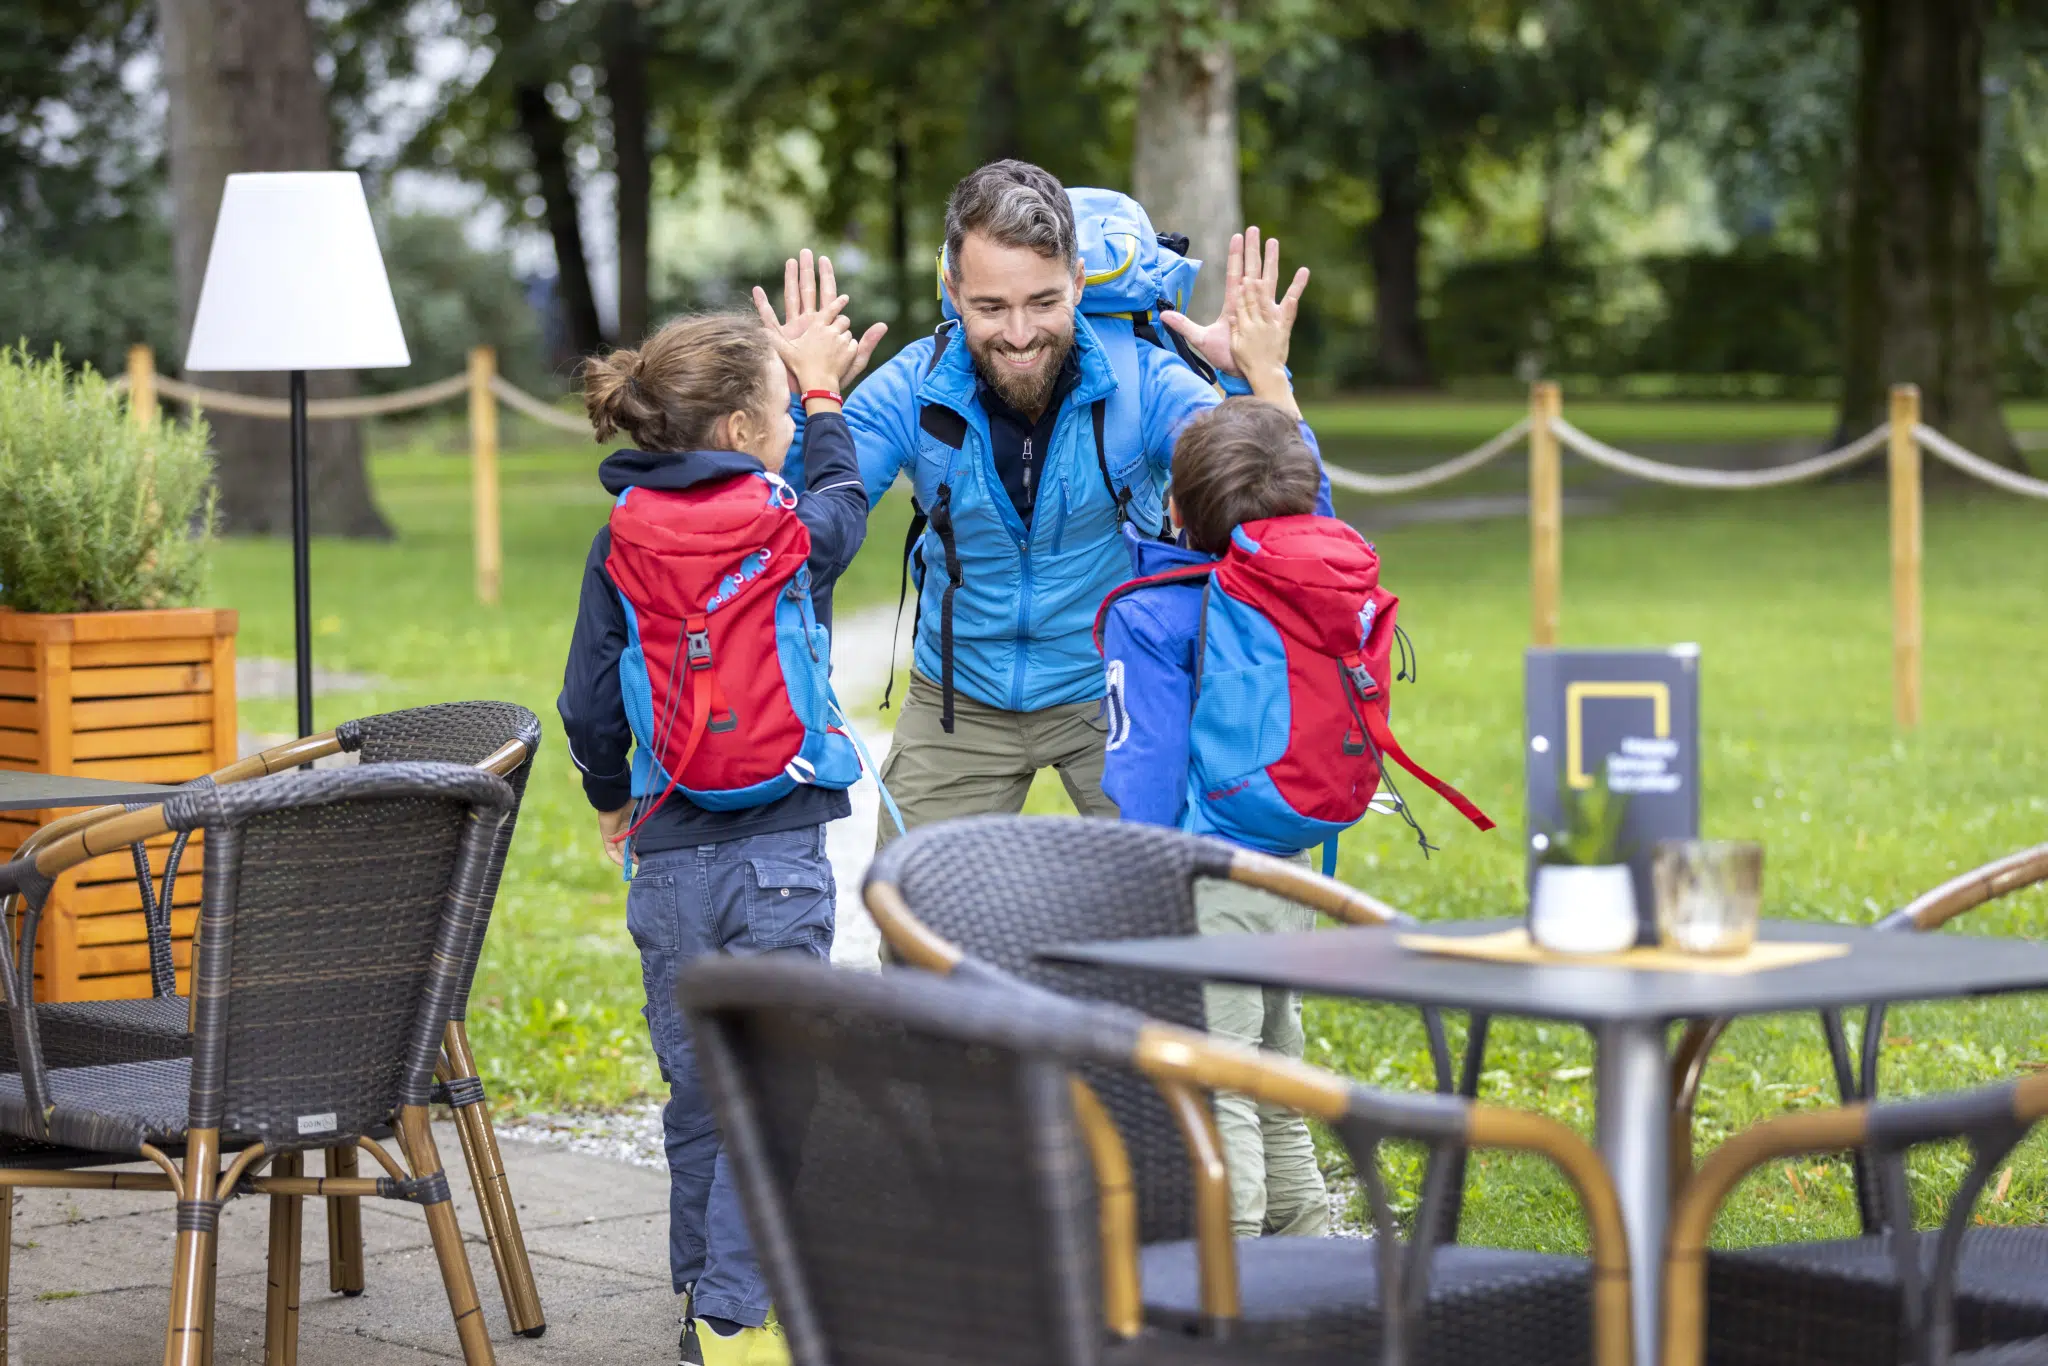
[800,389,844,407]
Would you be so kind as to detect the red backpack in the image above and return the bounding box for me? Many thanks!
[1095,514,1493,865]
[605,471,862,852]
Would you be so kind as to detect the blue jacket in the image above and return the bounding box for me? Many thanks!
[556,413,868,852]
[846,314,1233,713]
[1099,424,1335,839]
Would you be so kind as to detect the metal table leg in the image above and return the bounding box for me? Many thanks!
[1595,1019,1671,1366]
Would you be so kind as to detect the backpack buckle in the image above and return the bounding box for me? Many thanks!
[1346,661,1380,702]
[686,628,713,670]
[1343,729,1367,756]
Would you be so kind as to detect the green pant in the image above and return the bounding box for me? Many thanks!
[874,671,1117,853]
[1197,867,1330,1238]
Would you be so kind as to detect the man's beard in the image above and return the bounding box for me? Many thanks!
[970,327,1073,418]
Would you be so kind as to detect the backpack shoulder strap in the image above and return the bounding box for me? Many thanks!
[917,321,967,449]
[1131,307,1219,386]
[1091,562,1213,655]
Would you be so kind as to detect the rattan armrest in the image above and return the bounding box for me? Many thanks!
[1664,1070,2048,1366]
[1885,844,2048,933]
[1130,1021,1634,1366]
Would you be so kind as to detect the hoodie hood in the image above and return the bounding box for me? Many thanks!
[599,448,764,496]
[1121,520,1213,577]
[1216,515,1383,657]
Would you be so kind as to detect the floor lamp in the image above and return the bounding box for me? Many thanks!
[183,172,410,738]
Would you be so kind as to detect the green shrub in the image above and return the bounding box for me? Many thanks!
[0,345,217,613]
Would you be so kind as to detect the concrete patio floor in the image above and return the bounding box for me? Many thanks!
[5,1122,678,1364]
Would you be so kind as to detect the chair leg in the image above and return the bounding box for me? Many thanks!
[165,1130,221,1366]
[444,1025,546,1337]
[396,1106,496,1366]
[323,1144,365,1295]
[265,1152,305,1366]
[0,1187,13,1363]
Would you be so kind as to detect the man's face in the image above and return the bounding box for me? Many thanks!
[946,230,1085,416]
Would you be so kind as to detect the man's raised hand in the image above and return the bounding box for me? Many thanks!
[1159,228,1308,380]
[751,250,888,390]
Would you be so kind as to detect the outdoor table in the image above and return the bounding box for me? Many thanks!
[0,770,173,813]
[1042,917,2048,1366]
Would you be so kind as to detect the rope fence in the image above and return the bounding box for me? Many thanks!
[119,344,591,606]
[116,345,2040,726]
[1321,418,1531,496]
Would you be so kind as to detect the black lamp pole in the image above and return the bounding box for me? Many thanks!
[289,369,314,739]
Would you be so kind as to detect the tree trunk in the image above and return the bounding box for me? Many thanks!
[890,109,916,334]
[1132,3,1240,321]
[1836,0,2014,464]
[1364,29,1433,388]
[605,0,650,346]
[516,84,607,363]
[979,0,1021,164]
[156,0,388,538]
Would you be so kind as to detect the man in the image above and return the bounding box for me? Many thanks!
[766,159,1311,842]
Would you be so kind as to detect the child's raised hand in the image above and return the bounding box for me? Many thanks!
[751,250,888,390]
[768,298,862,401]
[1227,227,1309,380]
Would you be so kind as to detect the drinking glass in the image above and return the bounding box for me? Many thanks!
[1654,840,1762,955]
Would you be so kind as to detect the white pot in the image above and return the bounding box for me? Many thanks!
[1529,864,1638,955]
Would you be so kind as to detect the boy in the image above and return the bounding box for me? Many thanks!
[1098,261,1334,1238]
[558,262,879,1366]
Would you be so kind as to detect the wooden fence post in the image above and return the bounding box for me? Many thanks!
[1529,380,1563,647]
[469,346,502,607]
[127,345,157,429]
[1888,383,1922,729]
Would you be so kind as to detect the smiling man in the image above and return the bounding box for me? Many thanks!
[832,159,1312,844]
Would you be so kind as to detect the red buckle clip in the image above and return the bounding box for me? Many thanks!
[686,627,712,670]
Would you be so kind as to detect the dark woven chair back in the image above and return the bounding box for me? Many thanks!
[868,815,1237,1243]
[686,959,1116,1366]
[170,763,511,1151]
[337,701,541,1020]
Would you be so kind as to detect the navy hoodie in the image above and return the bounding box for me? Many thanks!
[556,410,869,852]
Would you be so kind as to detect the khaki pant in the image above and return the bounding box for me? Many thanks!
[1197,865,1330,1238]
[874,671,1117,853]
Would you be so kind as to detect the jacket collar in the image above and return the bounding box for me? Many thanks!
[598,447,763,496]
[1123,521,1213,575]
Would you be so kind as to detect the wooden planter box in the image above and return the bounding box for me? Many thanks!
[0,608,237,1002]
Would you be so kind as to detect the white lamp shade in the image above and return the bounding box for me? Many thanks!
[183,172,410,372]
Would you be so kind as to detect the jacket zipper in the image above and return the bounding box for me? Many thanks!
[1020,436,1037,523]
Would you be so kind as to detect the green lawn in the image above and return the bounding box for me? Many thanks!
[208,399,2048,1254]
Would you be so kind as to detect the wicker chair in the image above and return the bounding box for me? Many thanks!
[1665,1067,2048,1366]
[0,762,514,1366]
[862,816,1494,1321]
[1661,843,2048,1365]
[679,956,1631,1366]
[0,700,548,1337]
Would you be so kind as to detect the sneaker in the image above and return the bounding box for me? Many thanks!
[695,1318,790,1366]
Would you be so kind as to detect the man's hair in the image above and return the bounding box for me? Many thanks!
[1171,398,1322,554]
[944,160,1076,282]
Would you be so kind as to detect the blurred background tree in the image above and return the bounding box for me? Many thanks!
[4,0,2047,533]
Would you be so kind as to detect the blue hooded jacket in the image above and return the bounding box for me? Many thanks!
[845,314,1332,714]
[1099,427,1335,838]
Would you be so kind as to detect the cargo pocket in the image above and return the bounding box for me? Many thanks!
[742,858,835,953]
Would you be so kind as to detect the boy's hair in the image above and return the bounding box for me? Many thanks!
[1171,397,1322,553]
[582,313,777,451]
[944,160,1076,281]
